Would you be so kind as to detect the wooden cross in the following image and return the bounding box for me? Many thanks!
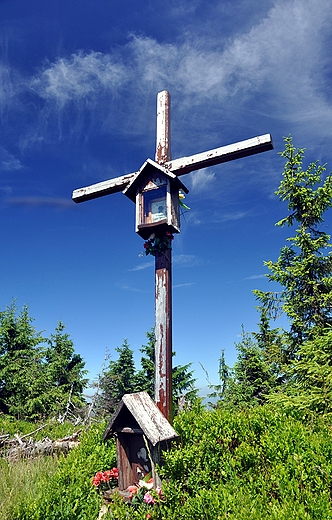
[72,90,273,422]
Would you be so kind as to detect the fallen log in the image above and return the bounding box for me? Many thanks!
[1,430,81,461]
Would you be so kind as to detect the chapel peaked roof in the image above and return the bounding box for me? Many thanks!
[102,391,178,446]
[123,158,188,202]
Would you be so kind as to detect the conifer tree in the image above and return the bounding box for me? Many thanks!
[44,321,87,414]
[96,339,139,415]
[0,302,46,418]
[138,329,198,413]
[255,136,332,353]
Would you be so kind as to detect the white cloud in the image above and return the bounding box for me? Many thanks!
[244,274,266,280]
[0,146,22,171]
[173,254,201,267]
[173,282,195,288]
[130,259,154,271]
[1,0,332,153]
[127,0,332,139]
[190,169,216,192]
[30,51,126,106]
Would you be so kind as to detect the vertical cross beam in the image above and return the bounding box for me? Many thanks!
[154,91,173,422]
[155,90,171,164]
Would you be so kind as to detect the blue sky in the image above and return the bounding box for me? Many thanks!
[1,0,332,392]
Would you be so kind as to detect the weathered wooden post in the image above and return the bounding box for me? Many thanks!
[154,91,172,422]
[72,91,274,425]
[122,146,188,422]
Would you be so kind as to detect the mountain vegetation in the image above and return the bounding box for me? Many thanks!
[1,136,332,518]
[209,136,332,414]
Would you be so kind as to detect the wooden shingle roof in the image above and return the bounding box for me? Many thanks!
[102,391,178,446]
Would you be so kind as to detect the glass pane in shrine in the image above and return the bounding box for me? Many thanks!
[143,186,167,224]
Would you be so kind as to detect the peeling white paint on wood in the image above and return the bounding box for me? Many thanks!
[155,90,171,164]
[103,391,178,445]
[72,133,273,203]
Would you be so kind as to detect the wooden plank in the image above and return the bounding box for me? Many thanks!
[155,90,171,164]
[122,392,178,445]
[165,133,273,176]
[155,249,172,422]
[72,172,136,203]
[72,134,273,204]
[102,391,178,445]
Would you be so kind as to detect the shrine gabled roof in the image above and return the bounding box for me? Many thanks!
[123,158,188,202]
[102,391,179,445]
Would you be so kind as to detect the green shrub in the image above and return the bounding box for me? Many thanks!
[6,421,116,520]
[3,407,332,519]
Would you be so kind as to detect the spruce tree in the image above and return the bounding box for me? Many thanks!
[255,135,332,352]
[44,321,87,415]
[97,339,139,415]
[139,329,198,413]
[0,303,46,419]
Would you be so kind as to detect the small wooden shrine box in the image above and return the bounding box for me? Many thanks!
[123,159,188,240]
[102,391,178,490]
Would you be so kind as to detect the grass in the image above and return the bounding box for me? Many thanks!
[0,456,59,520]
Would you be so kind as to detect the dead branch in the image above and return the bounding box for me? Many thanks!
[1,430,81,461]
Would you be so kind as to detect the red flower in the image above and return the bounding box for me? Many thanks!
[92,471,104,486]
[102,471,112,482]
[144,242,149,249]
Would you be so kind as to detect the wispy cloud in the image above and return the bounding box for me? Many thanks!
[1,0,332,152]
[173,254,201,267]
[118,284,147,293]
[130,259,154,271]
[244,274,266,280]
[187,209,247,226]
[173,282,195,289]
[0,146,22,171]
[190,169,216,192]
[30,51,126,106]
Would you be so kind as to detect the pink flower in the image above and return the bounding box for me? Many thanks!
[127,485,139,498]
[155,486,163,496]
[144,492,155,505]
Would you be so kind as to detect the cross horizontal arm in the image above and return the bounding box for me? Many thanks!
[72,134,273,203]
[164,134,273,177]
[72,172,136,203]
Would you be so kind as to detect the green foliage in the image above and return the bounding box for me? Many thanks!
[225,136,332,412]
[96,331,197,418]
[96,339,140,416]
[0,416,79,440]
[0,303,87,421]
[138,329,197,414]
[158,405,332,519]
[11,421,116,520]
[97,405,332,519]
[3,407,332,519]
[0,303,46,419]
[44,321,88,415]
[0,455,59,520]
[224,328,278,407]
[255,135,332,350]
[269,327,332,415]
